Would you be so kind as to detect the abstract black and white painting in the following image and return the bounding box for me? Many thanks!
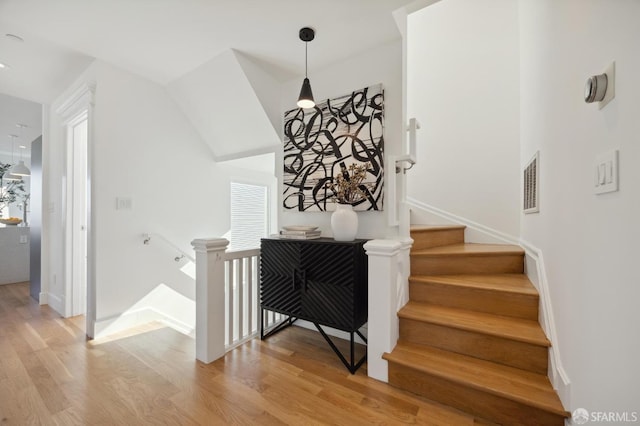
[282,84,384,212]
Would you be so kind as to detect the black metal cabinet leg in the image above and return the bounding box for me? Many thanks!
[314,323,366,374]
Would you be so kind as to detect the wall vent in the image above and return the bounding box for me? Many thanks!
[523,151,539,214]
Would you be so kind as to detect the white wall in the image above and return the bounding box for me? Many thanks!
[167,50,281,161]
[278,39,403,239]
[519,0,640,414]
[406,0,521,237]
[44,60,275,336]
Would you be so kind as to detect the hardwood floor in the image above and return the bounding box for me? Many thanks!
[0,282,492,425]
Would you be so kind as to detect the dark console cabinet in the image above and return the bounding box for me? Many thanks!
[260,237,368,372]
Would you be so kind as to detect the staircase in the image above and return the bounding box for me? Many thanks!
[383,226,569,425]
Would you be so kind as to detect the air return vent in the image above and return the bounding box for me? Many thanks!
[523,151,539,214]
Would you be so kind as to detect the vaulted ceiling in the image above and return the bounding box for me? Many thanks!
[0,0,416,102]
[0,0,419,160]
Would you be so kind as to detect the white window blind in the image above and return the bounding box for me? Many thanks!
[229,182,268,251]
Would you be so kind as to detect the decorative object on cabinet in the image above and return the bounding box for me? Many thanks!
[283,84,384,212]
[278,229,321,240]
[330,203,357,241]
[260,237,368,373]
[325,161,373,241]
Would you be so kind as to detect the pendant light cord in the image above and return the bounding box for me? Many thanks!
[305,41,308,78]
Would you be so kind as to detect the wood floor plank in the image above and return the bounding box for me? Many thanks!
[0,282,495,425]
[14,384,54,426]
[21,350,72,414]
[51,406,85,426]
[106,376,199,425]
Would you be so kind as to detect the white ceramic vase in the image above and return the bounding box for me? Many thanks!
[331,203,358,241]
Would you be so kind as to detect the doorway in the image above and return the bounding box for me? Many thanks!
[65,111,88,317]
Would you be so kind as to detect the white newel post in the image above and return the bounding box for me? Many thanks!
[191,238,229,363]
[364,239,403,382]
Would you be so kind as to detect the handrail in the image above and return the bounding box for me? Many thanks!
[388,117,420,228]
[142,232,196,263]
[396,117,420,173]
[224,248,260,260]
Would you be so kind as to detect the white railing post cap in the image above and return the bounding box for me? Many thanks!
[191,238,229,252]
[364,239,403,257]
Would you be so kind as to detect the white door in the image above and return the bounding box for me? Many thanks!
[70,116,88,316]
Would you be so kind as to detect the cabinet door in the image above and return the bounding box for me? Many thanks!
[300,243,355,330]
[260,240,302,316]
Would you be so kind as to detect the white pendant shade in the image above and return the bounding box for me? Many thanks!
[2,170,20,181]
[10,160,30,177]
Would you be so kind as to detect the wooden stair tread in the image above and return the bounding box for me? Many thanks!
[412,243,524,257]
[399,302,550,347]
[383,343,568,417]
[410,274,538,296]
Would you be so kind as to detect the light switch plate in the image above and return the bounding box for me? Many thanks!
[116,197,133,210]
[594,149,618,195]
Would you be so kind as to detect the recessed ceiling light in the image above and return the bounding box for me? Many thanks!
[5,33,24,42]
[19,145,27,149]
[0,62,10,69]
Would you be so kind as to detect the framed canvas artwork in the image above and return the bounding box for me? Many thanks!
[283,84,384,212]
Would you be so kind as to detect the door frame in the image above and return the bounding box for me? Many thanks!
[56,82,96,338]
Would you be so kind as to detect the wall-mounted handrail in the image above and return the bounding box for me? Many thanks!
[143,232,195,263]
[395,117,420,173]
[388,117,421,228]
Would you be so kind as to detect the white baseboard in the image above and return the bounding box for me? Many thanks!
[45,292,64,315]
[407,197,519,245]
[407,197,571,406]
[519,239,571,407]
[94,307,195,340]
[39,292,49,305]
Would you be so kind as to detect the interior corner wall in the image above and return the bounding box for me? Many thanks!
[167,50,281,161]
[234,51,283,143]
[519,0,640,414]
[278,39,403,239]
[406,0,520,237]
[45,60,274,333]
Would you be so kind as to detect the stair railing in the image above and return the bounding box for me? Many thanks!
[191,238,280,363]
[223,248,261,350]
[143,232,195,263]
[388,117,419,236]
[365,118,419,382]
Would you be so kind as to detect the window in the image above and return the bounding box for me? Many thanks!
[229,182,268,250]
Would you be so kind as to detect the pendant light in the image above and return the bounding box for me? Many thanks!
[10,123,30,177]
[3,134,20,181]
[297,27,316,109]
